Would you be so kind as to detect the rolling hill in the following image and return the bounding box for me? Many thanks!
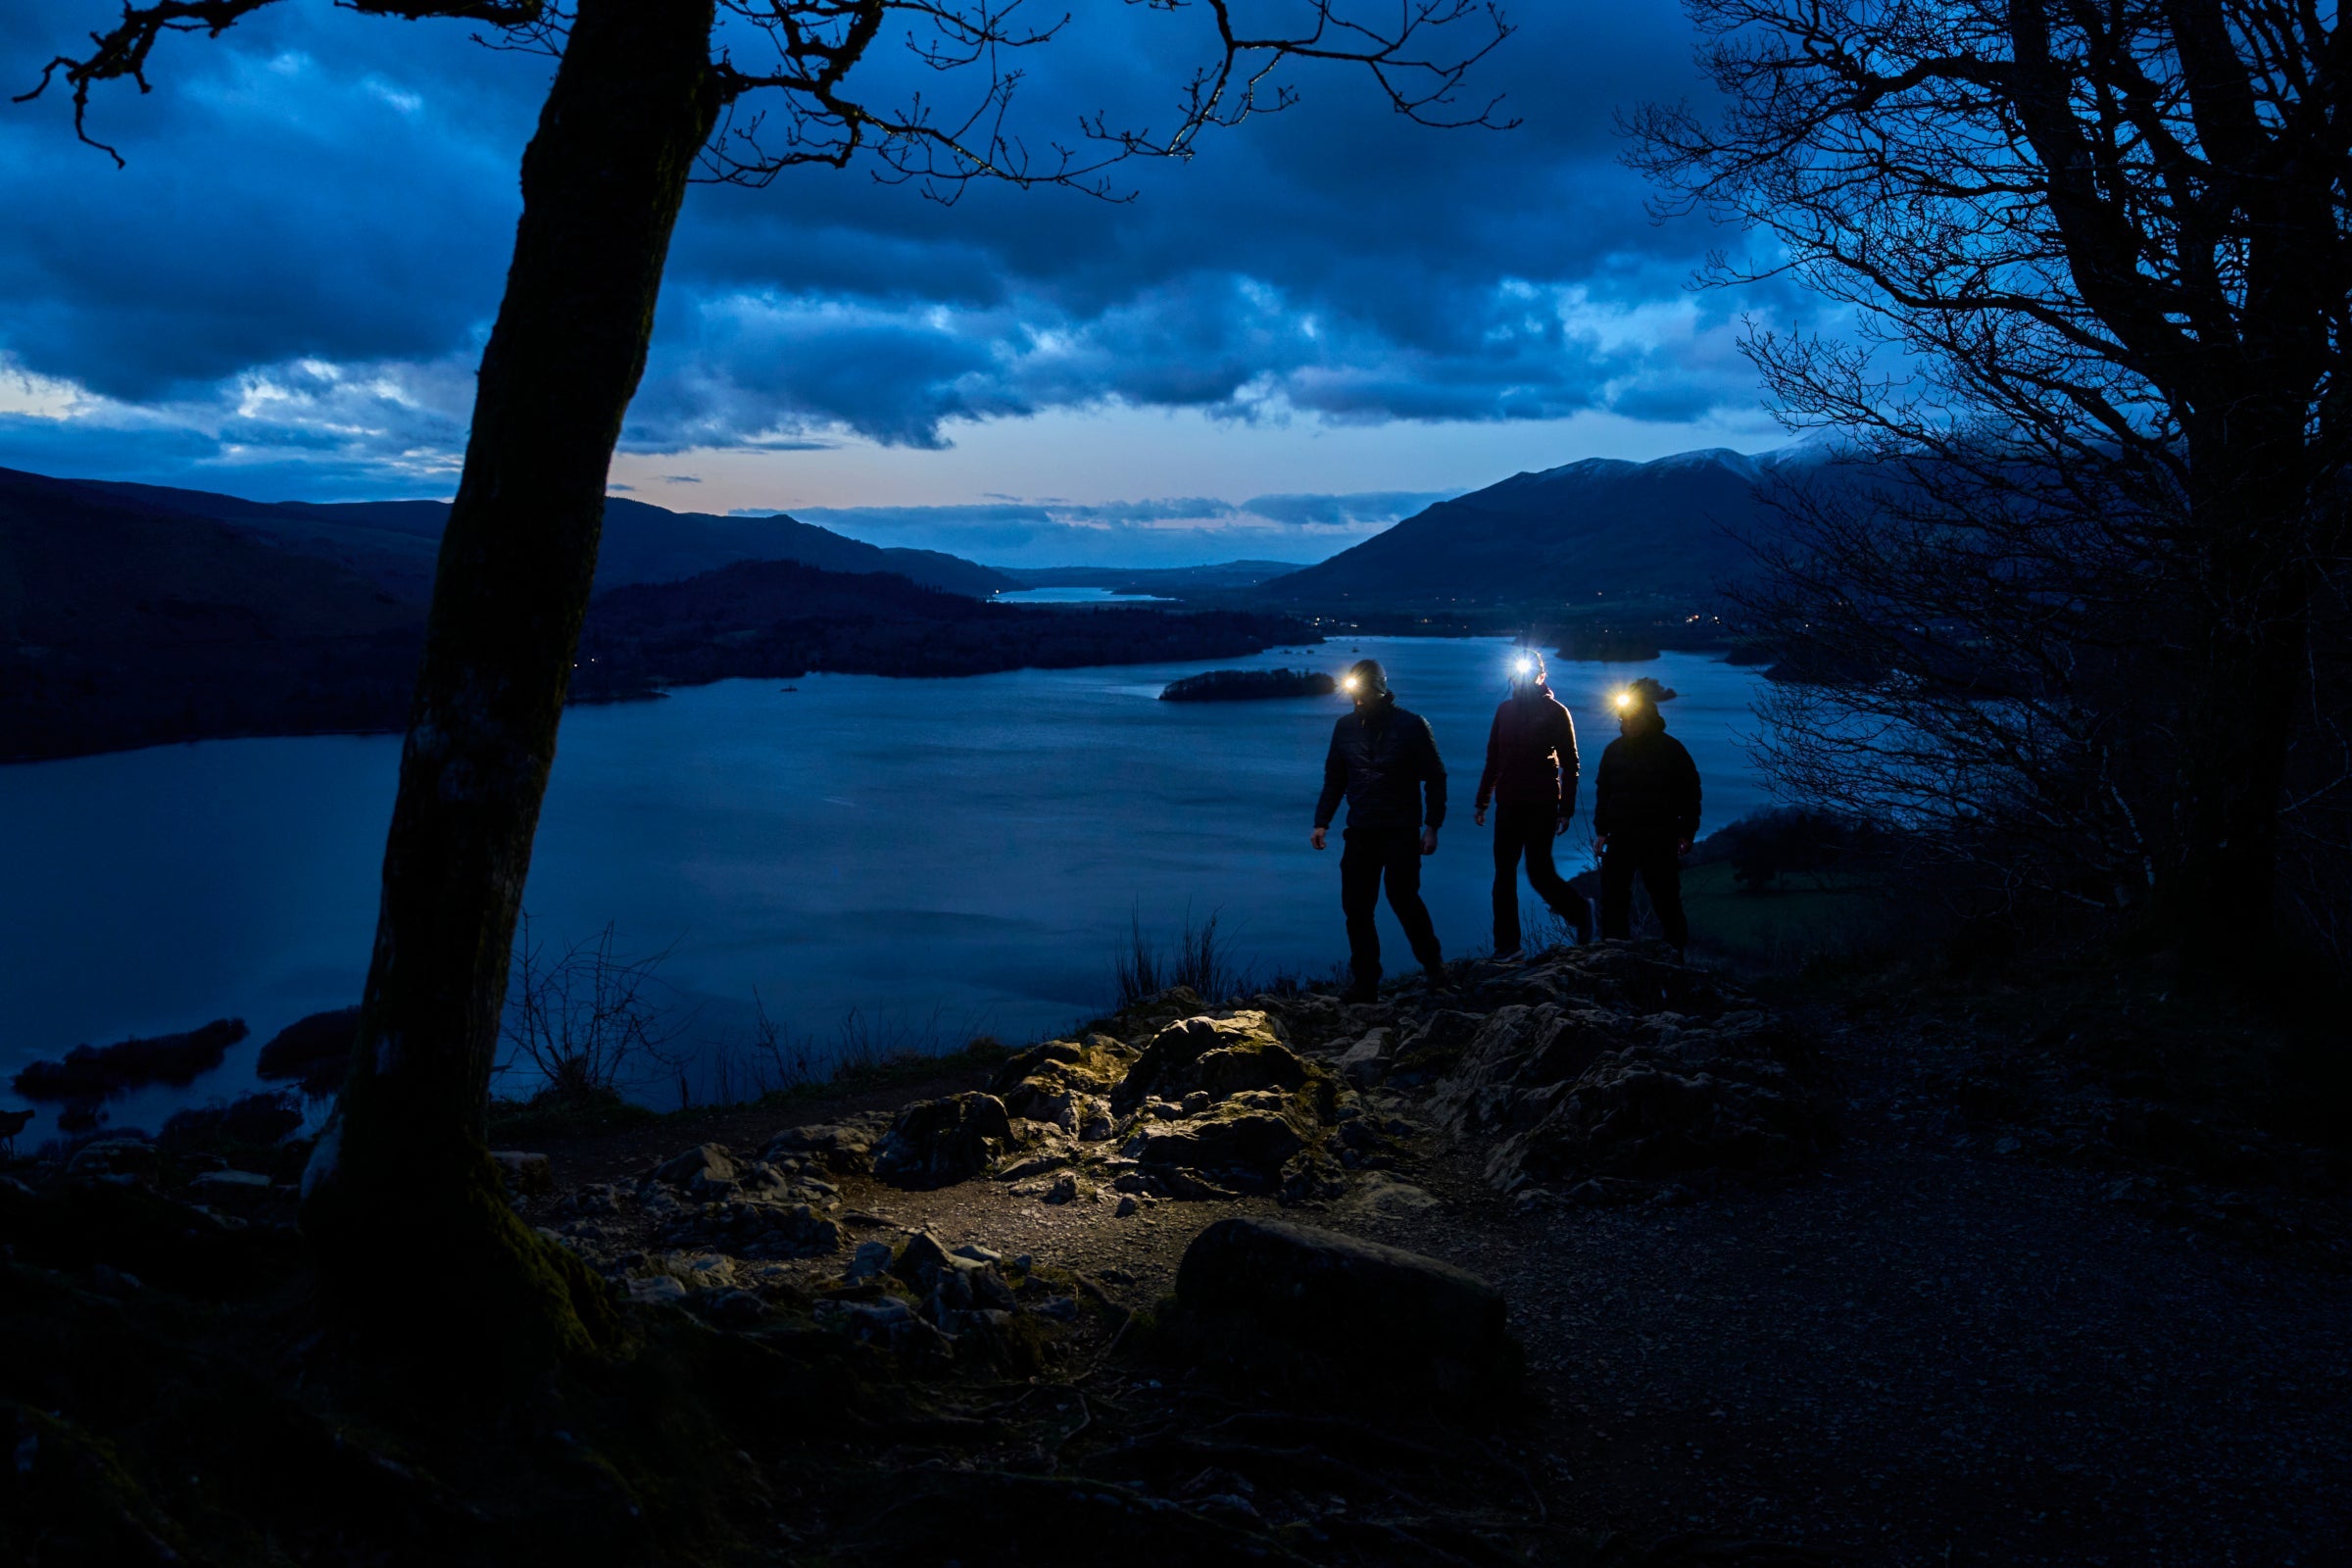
[54,473,1018,601]
[0,468,425,760]
[0,466,1298,760]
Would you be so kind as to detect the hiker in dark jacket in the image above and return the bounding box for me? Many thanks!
[1312,659,1447,1002]
[1473,650,1592,954]
[1593,675,1702,951]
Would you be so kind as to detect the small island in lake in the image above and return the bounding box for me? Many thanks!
[1159,666,1338,702]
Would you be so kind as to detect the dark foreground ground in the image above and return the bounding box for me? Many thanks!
[529,974,2352,1567]
[8,948,2345,1566]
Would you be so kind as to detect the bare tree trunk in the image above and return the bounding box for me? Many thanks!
[2170,548,2311,949]
[2160,420,2318,951]
[302,0,719,1358]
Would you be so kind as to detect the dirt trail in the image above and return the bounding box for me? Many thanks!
[527,986,2352,1566]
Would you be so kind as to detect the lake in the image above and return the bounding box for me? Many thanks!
[0,640,1771,1134]
[990,587,1177,604]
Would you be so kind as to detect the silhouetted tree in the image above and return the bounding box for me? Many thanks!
[24,0,1510,1359]
[1628,0,2350,953]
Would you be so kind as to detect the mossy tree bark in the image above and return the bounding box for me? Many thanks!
[301,0,721,1360]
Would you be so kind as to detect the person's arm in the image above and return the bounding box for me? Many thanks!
[1314,722,1348,831]
[1557,706,1581,821]
[1420,716,1448,830]
[1674,738,1702,846]
[1474,706,1502,814]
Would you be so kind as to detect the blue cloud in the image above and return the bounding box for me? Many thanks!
[0,2,1784,483]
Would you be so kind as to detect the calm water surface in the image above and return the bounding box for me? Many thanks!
[0,639,1770,1128]
[990,587,1176,604]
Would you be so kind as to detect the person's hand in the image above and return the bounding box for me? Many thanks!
[1553,814,1569,839]
[1311,826,1328,852]
[1677,838,1693,856]
[1595,832,1610,853]
[1473,806,1487,827]
[1420,826,1440,856]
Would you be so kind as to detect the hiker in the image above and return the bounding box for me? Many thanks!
[1593,675,1702,951]
[1311,658,1447,1003]
[1473,649,1593,954]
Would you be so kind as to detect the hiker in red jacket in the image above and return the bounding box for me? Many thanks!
[1473,650,1593,955]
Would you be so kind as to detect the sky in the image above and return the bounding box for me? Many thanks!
[0,2,1813,566]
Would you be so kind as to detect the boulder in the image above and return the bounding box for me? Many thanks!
[761,1115,889,1175]
[987,1035,1139,1130]
[889,1229,957,1292]
[844,1239,894,1281]
[872,1093,1014,1188]
[1385,1009,1491,1087]
[1172,1217,1515,1400]
[739,1203,841,1259]
[667,1252,739,1292]
[654,1143,739,1194]
[1336,1028,1394,1088]
[890,1229,1017,1320]
[1109,1012,1300,1115]
[1126,1110,1305,1178]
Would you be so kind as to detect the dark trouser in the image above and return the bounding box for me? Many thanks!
[1340,824,1444,988]
[1492,800,1592,953]
[1599,835,1689,949]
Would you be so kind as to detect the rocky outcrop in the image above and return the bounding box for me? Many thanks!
[509,945,1817,1378]
[962,1008,1362,1204]
[1108,1012,1304,1113]
[1171,1217,1514,1401]
[1345,945,1838,1196]
[1484,1013,1830,1192]
[1106,1013,1347,1201]
[1227,943,1834,1200]
[986,1035,1137,1138]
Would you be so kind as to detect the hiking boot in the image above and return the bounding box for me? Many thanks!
[1423,961,1451,992]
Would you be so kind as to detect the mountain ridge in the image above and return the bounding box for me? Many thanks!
[1254,445,1822,612]
[36,470,1017,601]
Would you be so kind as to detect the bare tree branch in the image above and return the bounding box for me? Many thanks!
[17,0,547,165]
[1628,0,2352,946]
